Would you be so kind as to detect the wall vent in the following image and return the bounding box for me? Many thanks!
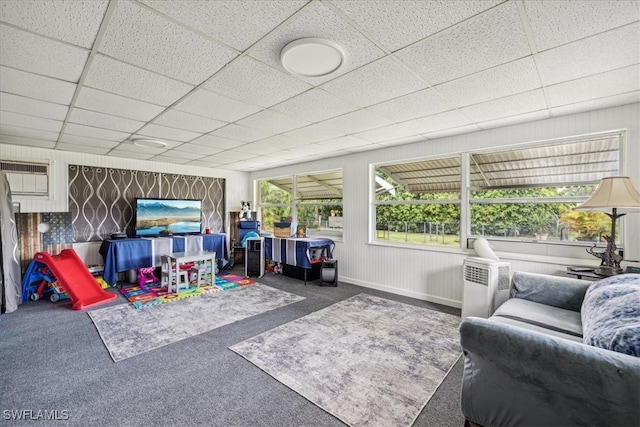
[0,160,50,196]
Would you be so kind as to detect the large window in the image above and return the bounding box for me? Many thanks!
[375,157,461,247]
[259,170,342,238]
[373,133,622,250]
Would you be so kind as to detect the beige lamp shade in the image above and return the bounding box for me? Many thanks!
[576,176,640,213]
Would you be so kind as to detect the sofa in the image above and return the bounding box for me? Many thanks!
[459,272,640,427]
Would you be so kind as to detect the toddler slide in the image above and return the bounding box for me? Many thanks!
[34,250,117,310]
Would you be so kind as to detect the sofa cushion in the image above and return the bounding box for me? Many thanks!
[488,315,583,342]
[581,274,640,357]
[493,298,583,338]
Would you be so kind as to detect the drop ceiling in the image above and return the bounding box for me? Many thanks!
[0,0,638,172]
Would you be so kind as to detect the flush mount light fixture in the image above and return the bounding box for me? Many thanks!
[280,38,344,77]
[131,138,167,149]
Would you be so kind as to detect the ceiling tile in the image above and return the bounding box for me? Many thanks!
[332,0,501,52]
[159,149,202,160]
[550,91,640,117]
[477,110,550,130]
[248,1,385,84]
[535,23,640,86]
[367,88,453,122]
[322,56,426,107]
[0,0,108,48]
[319,109,393,134]
[376,135,427,147]
[174,89,262,122]
[353,124,417,143]
[0,134,56,148]
[69,108,145,133]
[320,135,371,150]
[396,2,530,85]
[57,143,112,155]
[232,141,276,156]
[147,155,191,165]
[173,142,224,156]
[188,160,226,168]
[84,55,194,106]
[204,56,311,107]
[435,57,541,107]
[281,124,345,143]
[0,93,68,120]
[0,66,76,104]
[271,88,359,122]
[105,149,155,160]
[140,0,307,51]
[524,0,640,51]
[0,24,89,82]
[136,123,202,142]
[189,134,246,150]
[153,110,226,134]
[0,124,59,142]
[284,142,330,156]
[209,123,274,143]
[99,0,237,84]
[0,111,62,133]
[64,122,131,141]
[546,65,640,107]
[236,109,310,134]
[458,89,548,122]
[400,109,474,134]
[213,150,260,162]
[254,134,302,150]
[59,134,123,148]
[74,87,164,122]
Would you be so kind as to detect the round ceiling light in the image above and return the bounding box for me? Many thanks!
[131,138,167,149]
[280,38,344,77]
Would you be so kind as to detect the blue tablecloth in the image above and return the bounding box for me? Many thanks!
[264,237,334,269]
[99,234,228,286]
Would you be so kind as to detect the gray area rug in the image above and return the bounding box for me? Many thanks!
[230,293,462,427]
[89,284,305,362]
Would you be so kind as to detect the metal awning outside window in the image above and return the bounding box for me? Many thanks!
[376,135,620,194]
[266,170,343,200]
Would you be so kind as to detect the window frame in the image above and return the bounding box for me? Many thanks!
[370,130,626,258]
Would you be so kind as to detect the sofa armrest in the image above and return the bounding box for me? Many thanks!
[460,317,640,427]
[510,271,591,311]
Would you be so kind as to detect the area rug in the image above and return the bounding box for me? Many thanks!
[89,284,305,362]
[120,272,255,309]
[230,293,461,427]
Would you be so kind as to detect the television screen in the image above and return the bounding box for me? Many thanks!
[134,198,202,236]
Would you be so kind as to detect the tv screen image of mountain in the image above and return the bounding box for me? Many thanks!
[134,198,202,236]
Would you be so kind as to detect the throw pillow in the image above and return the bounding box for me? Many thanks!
[581,274,640,357]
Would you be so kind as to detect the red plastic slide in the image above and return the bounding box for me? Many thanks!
[34,250,117,310]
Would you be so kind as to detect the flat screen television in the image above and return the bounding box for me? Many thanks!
[134,198,202,237]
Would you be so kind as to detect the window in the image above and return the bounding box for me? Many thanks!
[259,170,343,238]
[372,132,623,251]
[469,135,620,244]
[374,157,461,247]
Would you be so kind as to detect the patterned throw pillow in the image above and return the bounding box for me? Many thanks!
[581,274,640,357]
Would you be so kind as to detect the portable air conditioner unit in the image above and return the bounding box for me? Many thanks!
[462,257,511,318]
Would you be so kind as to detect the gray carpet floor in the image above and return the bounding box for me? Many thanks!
[0,266,464,427]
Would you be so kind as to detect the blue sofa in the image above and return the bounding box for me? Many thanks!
[460,272,640,426]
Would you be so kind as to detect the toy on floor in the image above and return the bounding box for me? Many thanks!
[22,250,117,310]
[137,266,158,286]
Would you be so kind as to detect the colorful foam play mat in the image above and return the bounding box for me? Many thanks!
[120,273,256,309]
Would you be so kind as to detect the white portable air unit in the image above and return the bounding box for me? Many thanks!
[462,257,511,318]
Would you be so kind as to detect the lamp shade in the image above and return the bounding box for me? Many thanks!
[576,176,640,213]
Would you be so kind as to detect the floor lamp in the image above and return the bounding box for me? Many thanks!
[576,176,640,276]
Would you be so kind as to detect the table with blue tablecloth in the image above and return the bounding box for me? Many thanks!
[99,234,228,286]
[264,237,334,269]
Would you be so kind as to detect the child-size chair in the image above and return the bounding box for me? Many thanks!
[137,266,158,287]
[160,255,189,293]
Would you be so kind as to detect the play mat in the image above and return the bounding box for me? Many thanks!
[120,273,256,309]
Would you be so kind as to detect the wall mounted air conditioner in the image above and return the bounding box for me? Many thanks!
[462,257,511,318]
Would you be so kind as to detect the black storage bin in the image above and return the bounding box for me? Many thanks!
[283,262,322,281]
